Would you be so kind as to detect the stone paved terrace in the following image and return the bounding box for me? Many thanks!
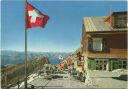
[85,69,128,88]
[28,74,89,89]
[12,74,90,89]
[11,70,127,89]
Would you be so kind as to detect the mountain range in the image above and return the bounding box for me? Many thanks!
[1,50,71,65]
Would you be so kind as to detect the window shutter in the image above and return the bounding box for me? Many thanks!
[88,38,92,51]
[102,38,107,51]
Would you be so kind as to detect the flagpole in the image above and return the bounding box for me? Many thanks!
[24,2,49,88]
[24,0,27,88]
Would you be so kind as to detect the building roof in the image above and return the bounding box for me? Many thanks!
[83,16,127,32]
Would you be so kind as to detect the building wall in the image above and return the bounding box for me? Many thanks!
[104,16,113,27]
[82,31,127,71]
[82,32,127,58]
[81,24,88,55]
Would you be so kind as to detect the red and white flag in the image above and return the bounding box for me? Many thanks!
[26,2,49,28]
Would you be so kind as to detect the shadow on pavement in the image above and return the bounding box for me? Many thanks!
[112,74,128,81]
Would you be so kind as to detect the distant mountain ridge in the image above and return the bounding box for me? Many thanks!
[1,50,71,65]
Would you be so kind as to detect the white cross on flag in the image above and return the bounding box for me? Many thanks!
[26,2,49,29]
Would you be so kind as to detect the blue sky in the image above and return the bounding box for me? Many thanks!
[1,1,127,52]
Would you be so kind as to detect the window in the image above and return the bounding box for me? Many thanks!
[87,38,107,52]
[92,38,103,51]
[116,60,127,69]
[122,61,127,69]
[95,59,107,70]
[114,15,127,28]
[118,61,122,68]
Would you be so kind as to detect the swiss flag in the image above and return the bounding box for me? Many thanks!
[26,2,49,29]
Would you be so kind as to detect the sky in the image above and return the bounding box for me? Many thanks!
[1,0,127,52]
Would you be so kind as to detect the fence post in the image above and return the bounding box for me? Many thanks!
[18,76,20,89]
[4,73,7,89]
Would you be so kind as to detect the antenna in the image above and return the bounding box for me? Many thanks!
[109,4,112,15]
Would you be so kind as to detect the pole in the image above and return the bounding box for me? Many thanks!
[24,29,28,89]
[24,0,27,88]
[24,26,28,88]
